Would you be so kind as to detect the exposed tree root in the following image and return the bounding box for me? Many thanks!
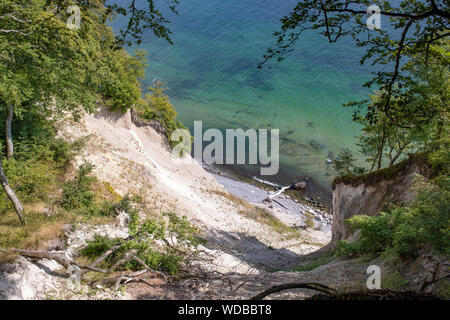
[420,260,450,292]
[250,282,337,300]
[308,289,439,300]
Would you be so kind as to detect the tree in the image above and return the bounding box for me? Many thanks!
[357,112,415,170]
[136,81,187,147]
[0,0,180,154]
[352,41,449,170]
[0,0,178,223]
[1,0,99,223]
[332,148,365,176]
[262,0,449,172]
[261,1,449,123]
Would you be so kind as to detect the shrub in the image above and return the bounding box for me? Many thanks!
[60,161,97,214]
[80,212,204,276]
[99,194,135,217]
[333,148,366,176]
[3,157,57,203]
[136,81,189,147]
[100,50,146,113]
[0,112,85,212]
[337,174,450,259]
[164,212,206,247]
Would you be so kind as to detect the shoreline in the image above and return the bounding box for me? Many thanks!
[203,163,333,238]
[203,163,332,211]
[203,163,333,208]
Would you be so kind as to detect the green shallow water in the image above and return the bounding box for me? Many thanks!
[124,0,374,190]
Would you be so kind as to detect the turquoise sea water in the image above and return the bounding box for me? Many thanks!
[125,0,374,192]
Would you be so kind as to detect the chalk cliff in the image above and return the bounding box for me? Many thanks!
[331,156,431,242]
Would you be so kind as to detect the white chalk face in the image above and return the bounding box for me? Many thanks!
[170,121,280,176]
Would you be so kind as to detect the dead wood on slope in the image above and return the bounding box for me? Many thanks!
[0,247,168,289]
[250,282,337,300]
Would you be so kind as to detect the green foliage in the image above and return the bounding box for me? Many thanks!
[136,81,189,147]
[49,137,88,170]
[99,194,134,217]
[164,212,206,247]
[349,44,449,170]
[60,161,97,214]
[0,112,83,211]
[81,212,204,276]
[3,158,57,203]
[100,50,146,113]
[336,175,450,260]
[332,148,366,176]
[0,1,186,224]
[382,271,410,290]
[80,234,118,261]
[1,0,99,120]
[0,1,171,125]
[335,239,365,258]
[355,107,428,170]
[332,152,430,189]
[264,1,449,174]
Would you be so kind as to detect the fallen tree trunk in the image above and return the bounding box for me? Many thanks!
[0,248,107,273]
[266,185,291,201]
[263,185,292,210]
[1,247,169,289]
[0,161,25,225]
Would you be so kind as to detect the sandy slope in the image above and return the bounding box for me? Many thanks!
[56,107,331,270]
[1,107,334,299]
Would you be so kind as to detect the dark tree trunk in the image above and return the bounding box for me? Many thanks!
[5,104,13,159]
[376,125,386,170]
[0,160,25,225]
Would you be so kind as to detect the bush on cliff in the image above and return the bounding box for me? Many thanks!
[136,81,188,147]
[80,212,205,276]
[336,174,450,260]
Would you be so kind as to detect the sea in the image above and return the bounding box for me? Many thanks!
[118,0,380,198]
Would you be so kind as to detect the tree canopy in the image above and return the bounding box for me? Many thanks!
[263,0,449,171]
[0,0,179,223]
[261,0,449,121]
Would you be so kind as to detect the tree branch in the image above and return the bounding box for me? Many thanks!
[250,282,337,300]
[0,248,108,273]
[324,6,449,21]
